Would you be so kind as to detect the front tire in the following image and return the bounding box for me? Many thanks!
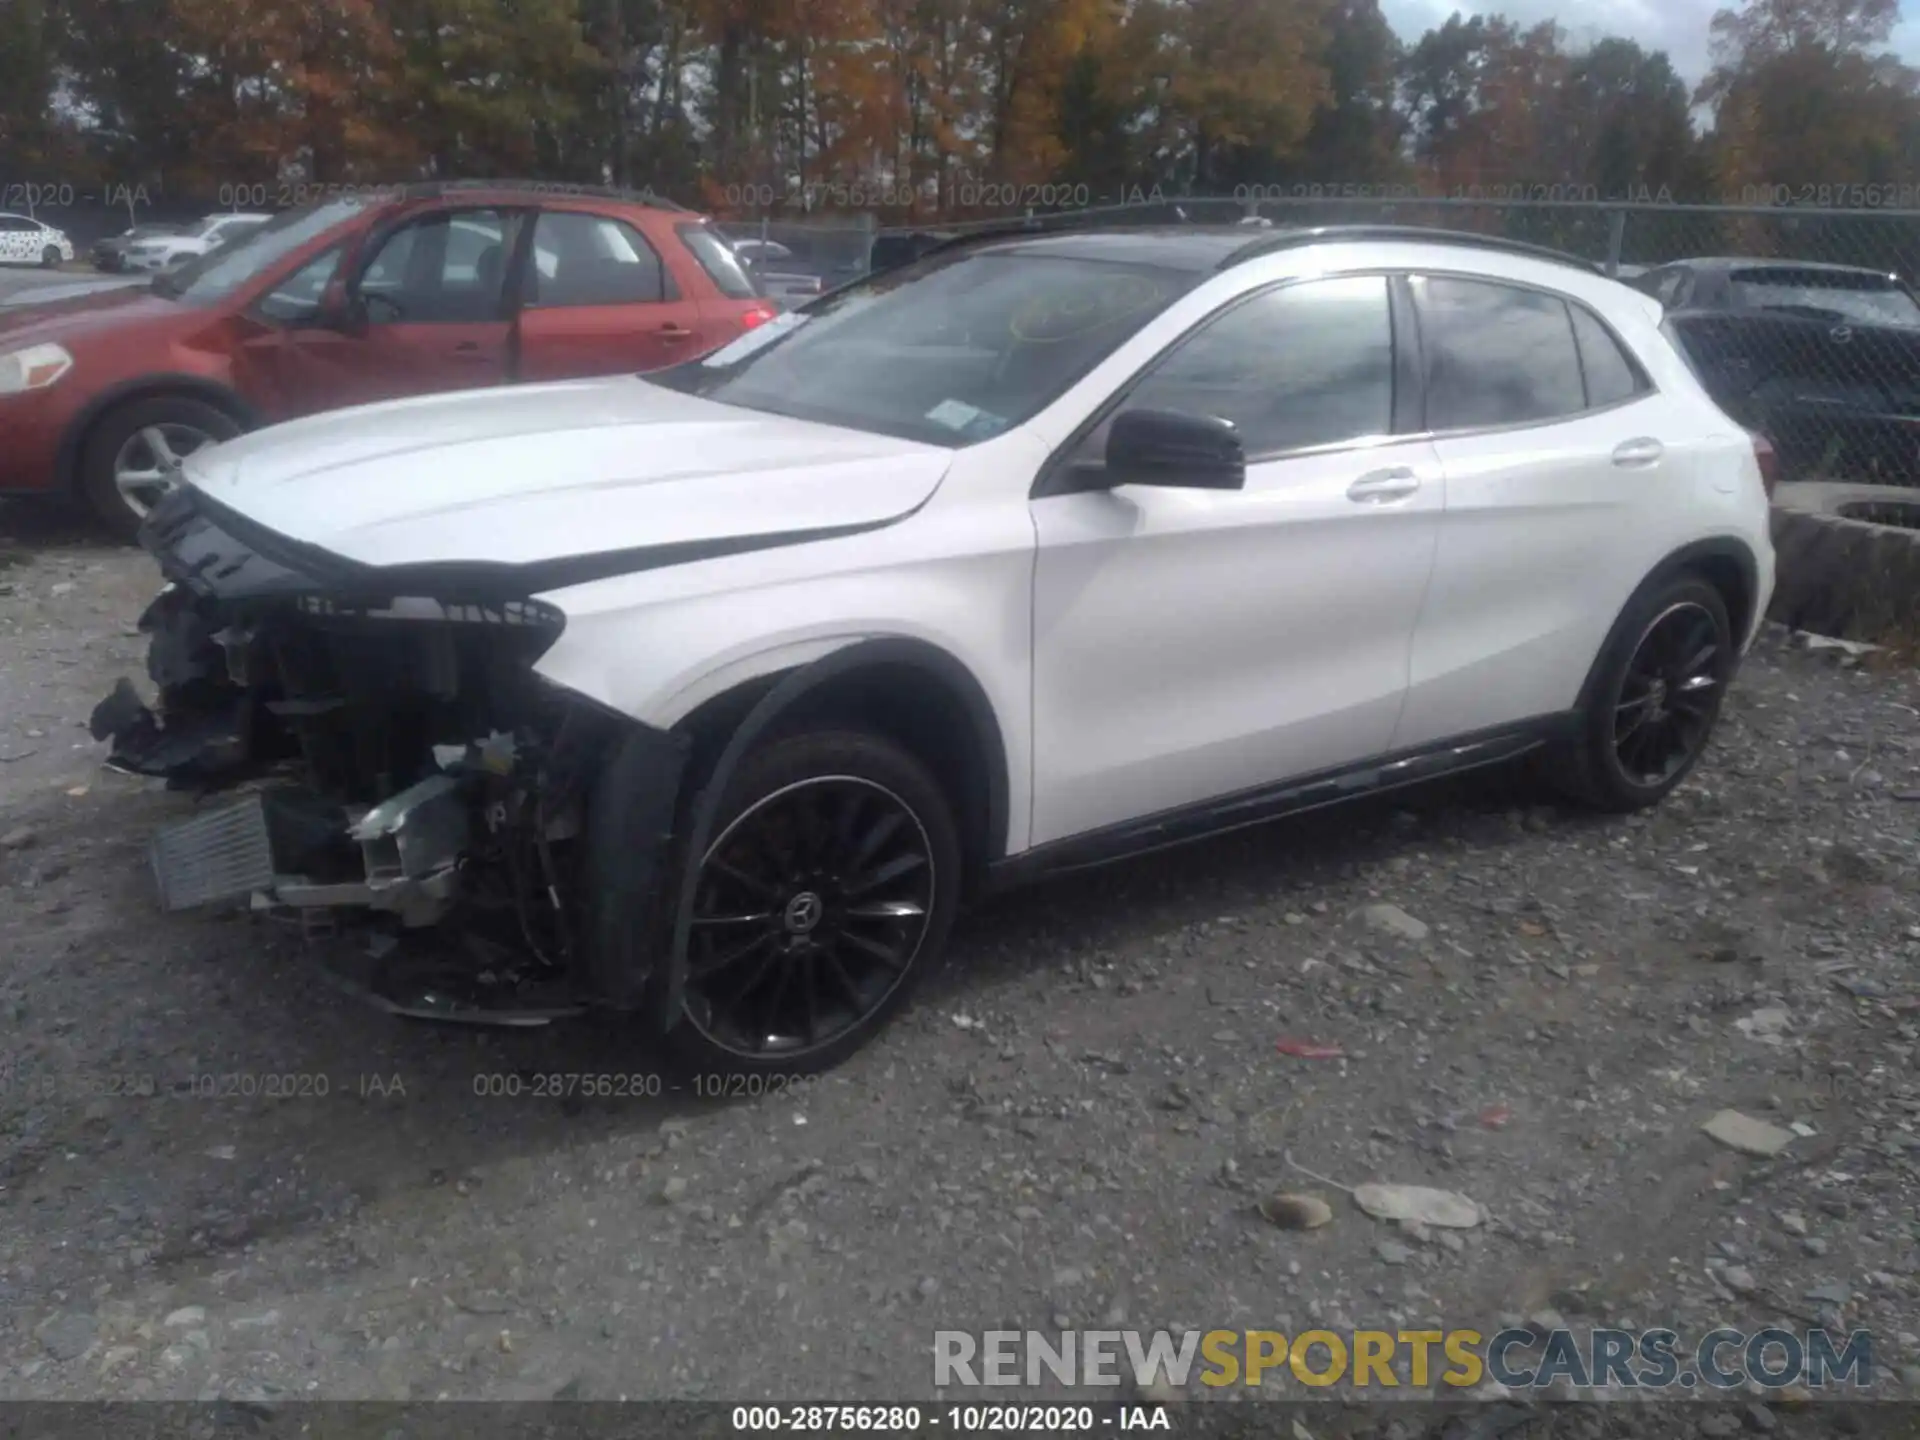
[1550,575,1735,812]
[78,395,243,542]
[625,729,962,1077]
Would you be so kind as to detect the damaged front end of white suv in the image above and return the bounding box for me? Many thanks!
[90,484,690,1023]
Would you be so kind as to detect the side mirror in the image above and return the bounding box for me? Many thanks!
[1104,408,1246,490]
[320,277,367,336]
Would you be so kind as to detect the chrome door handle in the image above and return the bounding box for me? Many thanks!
[1347,468,1421,503]
[660,325,694,342]
[1612,437,1664,468]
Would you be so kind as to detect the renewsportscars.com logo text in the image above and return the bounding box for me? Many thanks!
[933,1328,1874,1391]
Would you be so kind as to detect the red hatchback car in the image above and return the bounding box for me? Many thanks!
[0,182,777,537]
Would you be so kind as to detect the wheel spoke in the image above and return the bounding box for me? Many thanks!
[802,952,822,1046]
[844,899,927,920]
[689,929,777,983]
[708,856,779,901]
[686,775,936,1060]
[141,426,180,467]
[852,808,907,868]
[820,949,865,1010]
[836,929,908,970]
[1677,642,1718,679]
[844,850,927,898]
[719,942,783,1016]
[756,957,796,1050]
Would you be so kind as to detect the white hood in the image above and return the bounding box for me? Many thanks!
[182,376,955,570]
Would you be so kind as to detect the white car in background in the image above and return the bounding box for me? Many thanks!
[0,213,75,267]
[98,223,1777,1076]
[729,236,825,303]
[121,212,274,272]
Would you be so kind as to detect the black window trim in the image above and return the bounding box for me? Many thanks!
[524,206,678,308]
[1032,267,1415,499]
[1404,269,1657,443]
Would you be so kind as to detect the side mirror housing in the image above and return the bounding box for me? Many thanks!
[321,277,367,336]
[1103,408,1246,490]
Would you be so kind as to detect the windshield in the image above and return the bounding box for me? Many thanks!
[158,198,374,305]
[1731,268,1920,328]
[649,249,1194,445]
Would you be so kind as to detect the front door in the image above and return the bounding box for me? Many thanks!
[1028,274,1445,847]
[248,207,525,419]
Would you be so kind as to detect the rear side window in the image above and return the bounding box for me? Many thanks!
[1569,303,1647,409]
[677,224,760,299]
[1417,276,1585,429]
[530,212,666,305]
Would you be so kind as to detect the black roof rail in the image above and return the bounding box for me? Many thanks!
[404,179,692,212]
[1222,224,1603,274]
[887,203,1205,264]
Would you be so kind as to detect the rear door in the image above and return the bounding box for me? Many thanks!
[1396,274,1677,748]
[514,208,706,378]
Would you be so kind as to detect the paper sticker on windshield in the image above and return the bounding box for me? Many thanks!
[925,399,982,431]
[701,311,806,367]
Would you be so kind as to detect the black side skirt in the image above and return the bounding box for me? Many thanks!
[984,712,1577,890]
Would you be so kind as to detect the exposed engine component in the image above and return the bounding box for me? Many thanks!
[91,488,638,1023]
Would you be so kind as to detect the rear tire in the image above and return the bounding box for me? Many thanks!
[40,245,60,269]
[614,728,963,1078]
[78,395,243,543]
[1549,575,1734,813]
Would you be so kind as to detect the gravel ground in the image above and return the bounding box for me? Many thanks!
[2,504,1919,1424]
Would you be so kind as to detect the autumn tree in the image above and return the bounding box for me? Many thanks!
[1698,0,1920,193]
[1558,40,1703,199]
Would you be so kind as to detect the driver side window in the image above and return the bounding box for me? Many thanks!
[1073,274,1396,464]
[354,209,517,324]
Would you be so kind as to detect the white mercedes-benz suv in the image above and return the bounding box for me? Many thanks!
[94,223,1777,1074]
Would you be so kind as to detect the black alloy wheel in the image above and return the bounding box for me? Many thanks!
[1611,599,1724,786]
[1551,573,1734,812]
[680,764,946,1063]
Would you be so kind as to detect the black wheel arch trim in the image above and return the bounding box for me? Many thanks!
[656,636,1010,1036]
[1571,536,1757,719]
[55,373,262,493]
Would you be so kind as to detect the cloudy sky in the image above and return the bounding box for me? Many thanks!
[1377,0,1920,84]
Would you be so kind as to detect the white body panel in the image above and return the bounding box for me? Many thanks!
[183,377,956,568]
[1028,436,1444,845]
[176,234,1777,862]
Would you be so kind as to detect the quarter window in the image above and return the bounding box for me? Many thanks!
[1107,275,1395,457]
[1417,277,1586,429]
[1569,303,1646,408]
